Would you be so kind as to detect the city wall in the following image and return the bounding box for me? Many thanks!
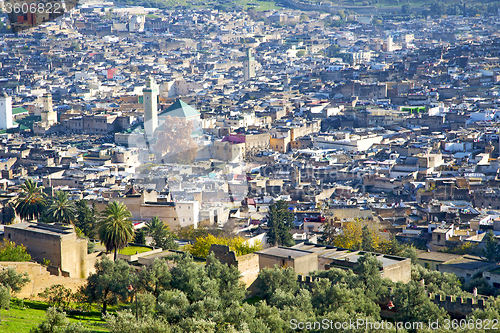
[209,245,260,288]
[0,262,86,299]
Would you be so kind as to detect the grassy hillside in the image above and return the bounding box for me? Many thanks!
[1,300,108,333]
[112,0,281,11]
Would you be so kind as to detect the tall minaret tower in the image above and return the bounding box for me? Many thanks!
[387,36,394,52]
[0,93,13,130]
[143,76,158,142]
[243,48,256,82]
[284,74,290,91]
[41,92,57,125]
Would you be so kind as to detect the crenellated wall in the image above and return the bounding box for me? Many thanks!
[430,293,486,318]
[297,275,487,318]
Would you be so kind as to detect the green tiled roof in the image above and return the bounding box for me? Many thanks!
[12,107,29,115]
[12,121,28,131]
[160,99,199,118]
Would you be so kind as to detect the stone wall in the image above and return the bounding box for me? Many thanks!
[380,255,412,283]
[0,262,86,299]
[209,245,260,288]
[431,294,485,318]
[327,206,373,221]
[257,251,318,276]
[210,244,237,266]
[236,253,260,288]
[245,133,270,151]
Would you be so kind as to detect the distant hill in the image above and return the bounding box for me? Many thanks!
[110,0,497,17]
[111,0,280,11]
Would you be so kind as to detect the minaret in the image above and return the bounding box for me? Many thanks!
[143,76,158,142]
[284,74,290,91]
[387,36,394,52]
[0,93,13,130]
[243,48,256,82]
[293,165,301,187]
[41,92,57,125]
[42,93,53,113]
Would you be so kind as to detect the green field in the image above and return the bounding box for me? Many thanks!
[0,300,110,333]
[118,246,152,255]
[114,0,281,11]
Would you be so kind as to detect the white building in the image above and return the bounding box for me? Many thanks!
[313,134,383,152]
[175,201,200,228]
[129,15,145,32]
[352,50,373,65]
[0,93,13,130]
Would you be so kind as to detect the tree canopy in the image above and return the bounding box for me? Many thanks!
[0,267,30,294]
[43,249,499,333]
[45,191,77,225]
[98,202,135,260]
[15,178,47,221]
[146,216,179,251]
[183,234,261,258]
[0,240,31,262]
[481,230,500,261]
[81,257,134,315]
[266,200,294,247]
[75,201,97,239]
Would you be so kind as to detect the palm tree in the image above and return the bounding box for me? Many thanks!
[98,202,134,260]
[15,178,47,221]
[145,216,178,250]
[46,191,77,224]
[145,216,163,236]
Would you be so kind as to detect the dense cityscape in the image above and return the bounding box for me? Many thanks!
[1,0,500,332]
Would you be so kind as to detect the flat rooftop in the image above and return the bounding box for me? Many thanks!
[256,246,315,259]
[293,243,409,267]
[442,257,494,270]
[417,251,462,263]
[5,223,75,236]
[140,250,177,260]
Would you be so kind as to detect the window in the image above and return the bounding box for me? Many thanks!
[7,233,10,239]
[424,263,429,269]
[189,218,192,221]
[183,218,185,222]
[486,277,491,280]
[437,234,441,242]
[188,206,190,209]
